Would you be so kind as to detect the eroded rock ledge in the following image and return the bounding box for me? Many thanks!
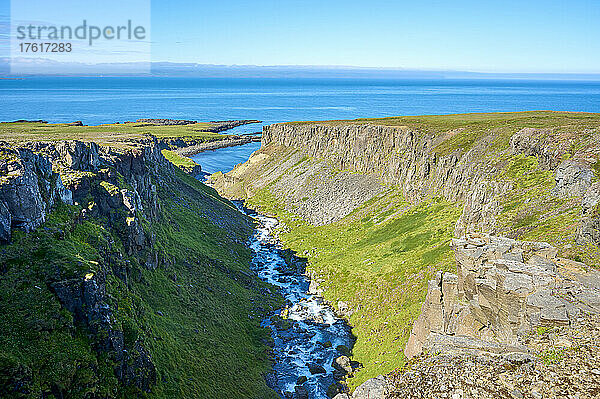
[405,233,600,358]
[346,233,600,399]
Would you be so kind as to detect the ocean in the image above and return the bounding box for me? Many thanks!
[2,77,599,172]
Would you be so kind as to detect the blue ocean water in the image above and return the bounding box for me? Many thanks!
[2,77,599,172]
[2,77,599,126]
[191,141,262,174]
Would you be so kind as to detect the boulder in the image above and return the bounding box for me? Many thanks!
[336,345,351,357]
[332,355,353,375]
[327,382,345,398]
[337,300,353,318]
[552,160,592,197]
[351,375,388,399]
[296,375,307,385]
[308,362,326,374]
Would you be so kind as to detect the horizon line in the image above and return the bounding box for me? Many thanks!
[2,60,600,79]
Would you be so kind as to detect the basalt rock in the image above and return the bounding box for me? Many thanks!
[120,340,157,393]
[260,123,494,204]
[51,272,156,392]
[404,233,600,359]
[351,375,389,399]
[0,200,11,242]
[577,181,600,245]
[552,159,593,197]
[508,127,567,170]
[51,272,124,355]
[0,143,73,241]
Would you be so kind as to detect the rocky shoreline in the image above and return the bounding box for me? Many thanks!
[174,135,261,157]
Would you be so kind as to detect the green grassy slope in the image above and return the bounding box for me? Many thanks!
[161,149,199,169]
[0,158,280,398]
[245,185,462,388]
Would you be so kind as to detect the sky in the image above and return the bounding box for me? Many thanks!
[1,0,599,74]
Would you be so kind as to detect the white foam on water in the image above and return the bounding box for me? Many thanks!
[243,211,353,398]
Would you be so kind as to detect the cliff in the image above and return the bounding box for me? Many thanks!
[0,136,280,398]
[212,111,600,396]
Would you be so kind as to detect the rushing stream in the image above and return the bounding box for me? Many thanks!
[241,207,354,398]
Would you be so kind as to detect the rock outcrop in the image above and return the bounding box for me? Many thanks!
[50,271,157,391]
[552,159,593,197]
[343,233,600,399]
[136,118,197,126]
[0,143,73,242]
[405,233,600,359]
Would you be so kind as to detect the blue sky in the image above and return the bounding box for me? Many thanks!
[2,0,599,73]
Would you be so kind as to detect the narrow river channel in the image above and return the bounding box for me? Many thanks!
[239,206,354,398]
[193,141,353,398]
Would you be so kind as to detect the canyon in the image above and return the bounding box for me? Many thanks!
[213,111,600,398]
[2,112,600,398]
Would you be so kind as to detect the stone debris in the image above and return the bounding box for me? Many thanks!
[387,313,600,399]
[374,233,600,399]
[346,233,600,399]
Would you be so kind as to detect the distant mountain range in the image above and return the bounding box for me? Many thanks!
[1,58,600,80]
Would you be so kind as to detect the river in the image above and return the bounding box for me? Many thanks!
[243,208,354,398]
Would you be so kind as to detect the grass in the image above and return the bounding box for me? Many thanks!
[0,121,227,148]
[288,111,600,132]
[246,186,462,389]
[161,150,198,169]
[492,153,597,266]
[0,154,281,398]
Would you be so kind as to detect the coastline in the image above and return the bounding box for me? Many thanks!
[174,135,261,157]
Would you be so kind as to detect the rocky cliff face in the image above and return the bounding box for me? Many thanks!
[404,233,600,358]
[253,122,600,247]
[0,140,168,392]
[0,137,278,398]
[0,143,72,241]
[262,123,481,203]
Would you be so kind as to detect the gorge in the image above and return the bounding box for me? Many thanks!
[212,111,600,398]
[1,112,600,399]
